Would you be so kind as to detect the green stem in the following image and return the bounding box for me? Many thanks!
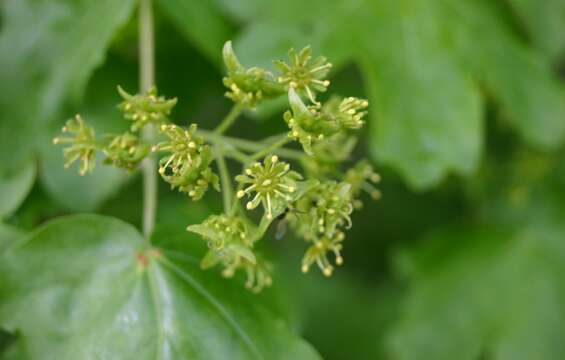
[139,0,157,241]
[214,104,243,134]
[198,130,303,160]
[250,135,292,160]
[214,149,232,213]
[229,173,244,217]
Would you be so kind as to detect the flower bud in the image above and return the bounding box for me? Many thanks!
[222,41,285,108]
[154,123,219,200]
[187,214,272,292]
[102,132,149,170]
[117,86,177,132]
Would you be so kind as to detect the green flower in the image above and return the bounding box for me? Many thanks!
[324,96,369,130]
[236,155,303,220]
[187,214,273,292]
[284,89,369,155]
[301,231,345,276]
[301,181,354,239]
[117,86,177,131]
[274,46,332,105]
[344,160,382,208]
[102,132,150,170]
[52,114,98,176]
[222,41,285,108]
[153,123,219,200]
[284,88,340,155]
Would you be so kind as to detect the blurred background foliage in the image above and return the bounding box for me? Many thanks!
[1,0,565,359]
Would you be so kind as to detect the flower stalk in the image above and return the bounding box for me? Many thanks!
[139,0,157,240]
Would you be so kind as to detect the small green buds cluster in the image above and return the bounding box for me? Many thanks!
[56,41,381,292]
[103,132,150,170]
[236,155,302,220]
[54,87,177,175]
[290,181,354,275]
[222,42,332,109]
[117,86,177,131]
[187,215,272,293]
[284,89,369,154]
[53,115,98,175]
[153,124,219,200]
[326,96,369,130]
[222,42,285,108]
[274,46,332,105]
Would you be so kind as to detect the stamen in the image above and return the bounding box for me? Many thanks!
[309,63,332,73]
[266,193,272,220]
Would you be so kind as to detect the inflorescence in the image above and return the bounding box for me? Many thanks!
[54,41,381,292]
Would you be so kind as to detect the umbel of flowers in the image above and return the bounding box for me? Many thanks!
[53,41,381,293]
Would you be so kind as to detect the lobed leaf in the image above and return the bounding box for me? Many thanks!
[387,184,565,359]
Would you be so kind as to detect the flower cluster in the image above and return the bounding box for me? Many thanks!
[222,42,332,109]
[153,124,219,200]
[285,181,356,275]
[284,89,369,154]
[187,214,272,293]
[54,87,178,176]
[55,41,382,292]
[53,115,98,176]
[222,42,285,108]
[324,96,369,130]
[117,86,177,131]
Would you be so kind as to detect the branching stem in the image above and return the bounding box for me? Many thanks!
[214,104,243,134]
[250,135,291,160]
[197,130,303,160]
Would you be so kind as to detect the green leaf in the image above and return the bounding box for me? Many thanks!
[0,0,136,173]
[156,0,235,66]
[0,159,35,219]
[0,223,25,255]
[0,215,320,359]
[360,1,483,189]
[387,194,565,359]
[445,0,565,150]
[40,151,130,212]
[506,0,565,59]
